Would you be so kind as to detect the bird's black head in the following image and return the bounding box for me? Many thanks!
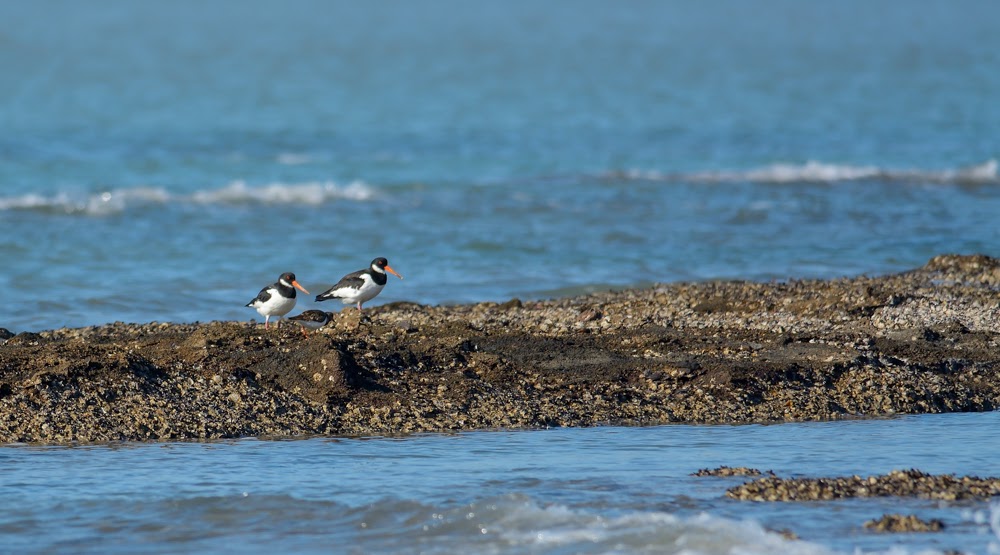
[278,272,310,294]
[370,257,403,279]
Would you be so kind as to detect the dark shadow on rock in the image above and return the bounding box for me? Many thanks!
[249,338,388,404]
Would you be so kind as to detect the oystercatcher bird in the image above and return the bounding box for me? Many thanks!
[245,272,309,329]
[315,257,402,311]
[287,310,332,337]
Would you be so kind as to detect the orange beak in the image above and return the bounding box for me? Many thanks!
[292,280,310,294]
[385,265,403,279]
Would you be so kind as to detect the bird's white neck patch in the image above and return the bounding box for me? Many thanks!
[279,278,292,288]
[371,264,385,274]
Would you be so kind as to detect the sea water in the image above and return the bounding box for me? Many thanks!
[1,0,999,331]
[2,413,1000,554]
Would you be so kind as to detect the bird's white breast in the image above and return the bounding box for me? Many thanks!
[253,290,297,317]
[337,274,383,304]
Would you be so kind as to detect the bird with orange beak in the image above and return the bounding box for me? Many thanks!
[315,257,402,311]
[246,272,309,329]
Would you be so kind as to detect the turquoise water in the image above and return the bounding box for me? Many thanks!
[1,1,999,331]
[3,413,999,554]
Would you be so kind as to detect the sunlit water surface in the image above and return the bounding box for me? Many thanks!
[3,412,999,554]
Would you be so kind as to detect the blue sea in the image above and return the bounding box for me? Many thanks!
[4,414,1000,554]
[2,0,999,332]
[3,2,1000,553]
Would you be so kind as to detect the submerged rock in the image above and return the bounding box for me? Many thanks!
[726,469,1000,502]
[692,466,773,477]
[864,514,945,533]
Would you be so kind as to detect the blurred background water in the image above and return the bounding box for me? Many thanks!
[1,0,998,331]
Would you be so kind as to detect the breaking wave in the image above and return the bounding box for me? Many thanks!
[616,159,999,184]
[0,180,378,215]
[314,494,836,555]
[189,180,375,204]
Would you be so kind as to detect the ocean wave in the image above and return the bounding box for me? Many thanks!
[16,492,840,555]
[0,187,172,215]
[351,495,836,555]
[276,152,313,165]
[190,180,375,204]
[0,180,378,215]
[618,159,1000,184]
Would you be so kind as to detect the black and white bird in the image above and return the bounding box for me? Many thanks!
[245,272,309,329]
[315,257,403,311]
[287,310,332,337]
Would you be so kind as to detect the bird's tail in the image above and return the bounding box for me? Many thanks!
[316,287,348,302]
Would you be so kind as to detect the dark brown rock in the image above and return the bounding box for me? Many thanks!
[864,514,946,533]
[1,254,999,443]
[727,469,1000,502]
[693,466,773,477]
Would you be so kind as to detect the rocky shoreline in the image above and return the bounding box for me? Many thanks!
[1,253,999,444]
[726,468,1000,502]
[695,466,989,540]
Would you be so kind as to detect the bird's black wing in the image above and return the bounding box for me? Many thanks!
[246,286,273,307]
[316,270,366,300]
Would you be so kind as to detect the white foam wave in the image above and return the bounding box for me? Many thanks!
[0,180,378,215]
[989,500,1000,554]
[621,159,1000,185]
[358,495,838,555]
[0,187,171,215]
[190,180,375,204]
[489,505,829,555]
[687,161,881,183]
[276,152,312,165]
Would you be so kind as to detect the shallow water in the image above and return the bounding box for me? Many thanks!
[1,1,999,331]
[3,412,999,554]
